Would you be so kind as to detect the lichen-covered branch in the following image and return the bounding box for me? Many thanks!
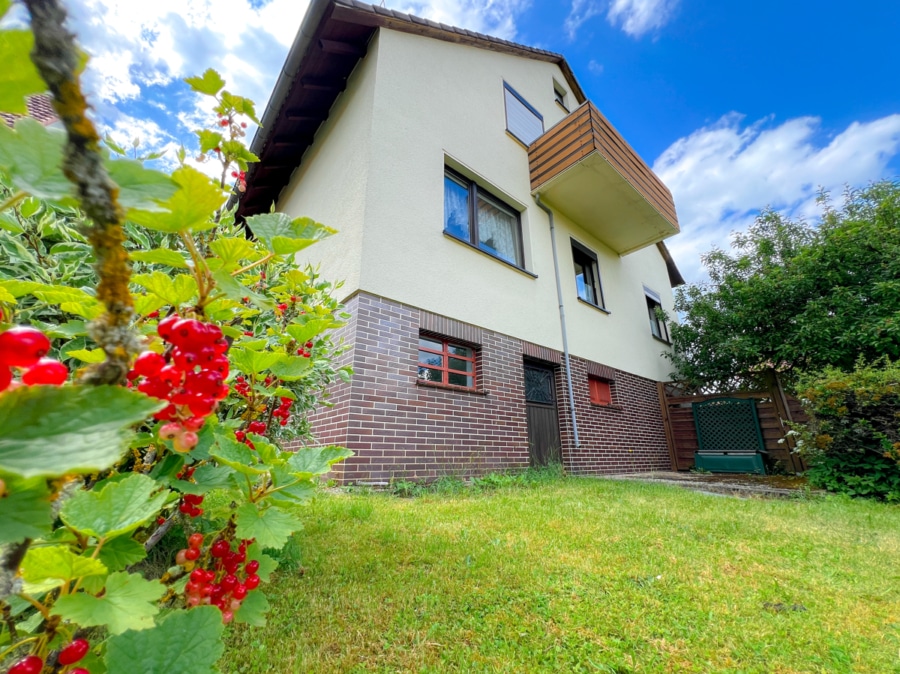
[24,0,139,385]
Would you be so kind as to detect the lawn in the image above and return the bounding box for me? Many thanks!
[222,475,900,673]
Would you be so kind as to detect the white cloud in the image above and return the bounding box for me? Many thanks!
[394,0,531,40]
[653,112,900,281]
[565,0,678,39]
[65,0,310,108]
[587,59,604,74]
[607,0,678,37]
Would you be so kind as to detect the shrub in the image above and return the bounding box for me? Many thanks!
[796,360,900,501]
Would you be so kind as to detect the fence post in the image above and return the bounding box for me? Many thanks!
[657,382,679,471]
[765,369,804,473]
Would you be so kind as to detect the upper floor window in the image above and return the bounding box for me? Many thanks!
[444,168,524,268]
[418,335,476,389]
[553,80,569,111]
[571,240,605,309]
[644,286,669,342]
[503,82,543,146]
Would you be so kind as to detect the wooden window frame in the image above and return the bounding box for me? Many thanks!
[417,335,477,390]
[588,376,613,406]
[444,167,525,269]
[571,239,606,310]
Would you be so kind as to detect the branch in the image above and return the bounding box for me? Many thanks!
[24,0,140,385]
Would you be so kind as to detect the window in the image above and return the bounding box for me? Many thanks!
[418,335,476,389]
[503,82,543,146]
[553,80,569,111]
[571,240,604,309]
[644,286,669,342]
[589,376,612,406]
[444,168,524,268]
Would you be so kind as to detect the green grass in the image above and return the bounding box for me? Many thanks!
[222,476,900,673]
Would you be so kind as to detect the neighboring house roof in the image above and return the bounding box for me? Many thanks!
[1,94,57,128]
[236,0,585,221]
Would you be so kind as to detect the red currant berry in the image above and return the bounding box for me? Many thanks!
[232,584,248,600]
[157,314,180,340]
[184,547,200,561]
[58,638,90,665]
[179,502,193,515]
[133,351,167,377]
[147,310,160,319]
[0,366,11,392]
[245,560,260,574]
[188,533,204,549]
[176,549,189,565]
[71,669,91,674]
[211,540,230,558]
[159,422,182,441]
[22,358,68,386]
[157,516,166,525]
[0,327,51,368]
[305,341,314,348]
[7,655,43,674]
[245,574,260,590]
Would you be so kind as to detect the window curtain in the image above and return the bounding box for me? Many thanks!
[477,195,519,265]
[444,175,470,240]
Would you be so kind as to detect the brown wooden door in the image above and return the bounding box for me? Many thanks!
[524,363,561,466]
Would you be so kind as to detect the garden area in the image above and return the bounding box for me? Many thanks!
[222,475,900,673]
[1,1,900,673]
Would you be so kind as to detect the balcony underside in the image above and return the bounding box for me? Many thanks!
[529,102,679,255]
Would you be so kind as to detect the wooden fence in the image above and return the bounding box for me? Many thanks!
[657,382,808,473]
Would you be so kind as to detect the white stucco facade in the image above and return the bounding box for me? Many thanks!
[278,27,678,382]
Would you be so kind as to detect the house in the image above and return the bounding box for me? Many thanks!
[236,0,685,483]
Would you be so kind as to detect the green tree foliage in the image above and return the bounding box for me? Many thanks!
[793,360,900,501]
[668,180,900,391]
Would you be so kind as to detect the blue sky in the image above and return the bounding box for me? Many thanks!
[11,0,900,281]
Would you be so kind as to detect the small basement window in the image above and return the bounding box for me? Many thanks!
[418,335,476,389]
[589,376,613,406]
[503,82,544,146]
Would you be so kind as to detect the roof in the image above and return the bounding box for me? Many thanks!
[1,94,57,128]
[235,0,585,220]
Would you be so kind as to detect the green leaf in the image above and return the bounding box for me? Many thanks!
[0,119,69,201]
[0,385,165,478]
[285,318,339,345]
[105,605,224,673]
[104,134,127,156]
[130,248,190,269]
[61,473,169,541]
[245,213,335,255]
[30,284,103,319]
[246,543,278,582]
[67,348,106,364]
[208,236,258,268]
[210,268,274,310]
[195,129,223,154]
[132,271,198,306]
[0,476,52,545]
[133,294,167,317]
[287,445,354,479]
[0,30,46,114]
[228,347,283,375]
[269,354,312,381]
[0,1,13,20]
[43,320,88,339]
[234,588,269,626]
[106,159,178,212]
[54,571,165,635]
[269,466,316,508]
[0,211,24,233]
[94,536,148,572]
[235,503,302,550]
[128,166,226,234]
[0,286,15,303]
[21,546,107,588]
[220,91,260,125]
[210,432,265,476]
[185,69,225,96]
[219,140,259,171]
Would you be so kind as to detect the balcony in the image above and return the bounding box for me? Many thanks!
[529,102,679,255]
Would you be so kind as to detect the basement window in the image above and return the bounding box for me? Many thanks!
[417,335,476,389]
[589,376,613,406]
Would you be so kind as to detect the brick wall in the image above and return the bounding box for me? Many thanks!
[304,292,672,483]
[557,356,672,474]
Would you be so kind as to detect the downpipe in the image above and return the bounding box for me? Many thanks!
[534,194,580,449]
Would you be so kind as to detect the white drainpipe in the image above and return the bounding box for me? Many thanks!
[534,194,580,449]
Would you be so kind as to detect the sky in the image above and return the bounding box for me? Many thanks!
[7,0,900,281]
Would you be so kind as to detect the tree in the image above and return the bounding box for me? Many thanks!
[667,180,900,392]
